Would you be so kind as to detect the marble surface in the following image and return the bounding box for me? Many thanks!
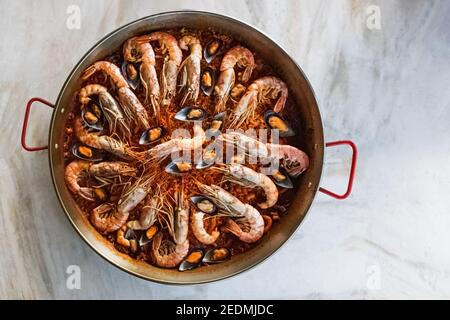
[1,0,450,299]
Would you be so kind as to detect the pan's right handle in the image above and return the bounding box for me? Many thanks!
[319,140,357,199]
[21,97,55,152]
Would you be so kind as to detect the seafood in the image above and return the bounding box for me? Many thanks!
[224,204,264,243]
[142,123,206,162]
[123,36,161,117]
[191,211,220,245]
[64,160,136,200]
[90,175,154,233]
[74,117,137,160]
[214,46,255,113]
[220,132,309,177]
[81,61,150,130]
[203,248,231,263]
[204,39,223,63]
[197,183,246,217]
[137,32,182,107]
[215,163,278,209]
[127,194,162,230]
[178,35,202,104]
[64,160,97,201]
[179,250,204,271]
[78,84,131,138]
[151,187,190,268]
[228,76,288,128]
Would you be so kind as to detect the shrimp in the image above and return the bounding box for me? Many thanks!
[79,84,131,139]
[123,37,160,118]
[219,131,309,177]
[142,123,205,163]
[126,189,163,230]
[90,174,154,233]
[228,76,288,129]
[151,187,189,268]
[214,46,255,113]
[81,61,150,130]
[64,160,96,201]
[196,183,246,217]
[191,211,220,245]
[178,35,202,105]
[64,160,136,200]
[215,163,278,209]
[137,32,182,107]
[224,204,264,243]
[74,117,137,160]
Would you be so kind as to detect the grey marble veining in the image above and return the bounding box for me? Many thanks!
[1,0,449,299]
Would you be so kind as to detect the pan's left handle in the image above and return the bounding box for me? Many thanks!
[21,97,55,152]
[319,140,358,200]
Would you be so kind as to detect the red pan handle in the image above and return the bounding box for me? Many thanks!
[21,97,55,151]
[319,140,357,200]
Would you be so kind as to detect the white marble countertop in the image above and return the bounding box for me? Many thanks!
[1,0,450,299]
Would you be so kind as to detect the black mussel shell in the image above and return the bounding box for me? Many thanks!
[196,144,219,169]
[93,187,109,201]
[139,225,159,247]
[208,112,225,134]
[271,167,294,189]
[203,39,223,63]
[139,126,166,145]
[202,248,231,264]
[175,106,207,122]
[265,111,295,138]
[191,195,218,214]
[200,68,216,96]
[71,143,104,162]
[165,161,193,175]
[81,100,104,131]
[179,249,204,271]
[121,60,139,90]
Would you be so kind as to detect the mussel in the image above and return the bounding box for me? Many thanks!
[139,225,159,247]
[203,39,223,63]
[121,61,140,90]
[179,249,204,271]
[165,160,193,175]
[139,126,166,145]
[265,111,295,138]
[271,167,293,189]
[191,195,218,214]
[81,100,104,131]
[196,144,219,169]
[175,106,207,122]
[202,248,230,264]
[124,229,138,253]
[208,112,225,134]
[71,143,104,162]
[200,68,216,96]
[93,187,108,201]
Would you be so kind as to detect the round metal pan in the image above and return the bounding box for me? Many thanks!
[21,11,357,284]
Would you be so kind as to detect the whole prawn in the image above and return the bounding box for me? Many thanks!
[197,183,264,243]
[137,32,182,107]
[178,35,202,105]
[219,132,309,177]
[79,84,131,139]
[74,117,137,160]
[123,37,161,118]
[81,61,150,130]
[215,163,278,209]
[214,46,255,113]
[151,186,189,268]
[142,123,205,163]
[228,76,288,129]
[90,174,155,233]
[65,160,136,201]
